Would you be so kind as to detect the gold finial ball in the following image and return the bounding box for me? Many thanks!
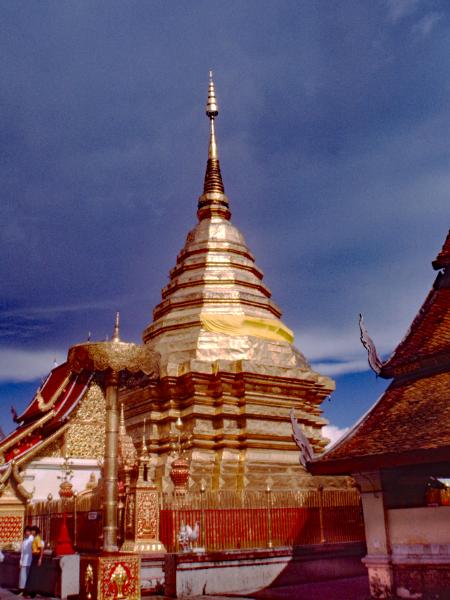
[206,70,219,118]
[47,493,53,502]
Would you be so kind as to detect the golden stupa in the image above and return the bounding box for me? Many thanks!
[122,73,334,491]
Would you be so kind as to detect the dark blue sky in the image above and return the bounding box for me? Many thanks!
[1,1,449,437]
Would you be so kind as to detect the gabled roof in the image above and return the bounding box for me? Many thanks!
[310,230,450,475]
[0,364,92,467]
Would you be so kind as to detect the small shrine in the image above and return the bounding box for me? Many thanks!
[309,230,450,599]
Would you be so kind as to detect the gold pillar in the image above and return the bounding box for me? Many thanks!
[103,370,120,552]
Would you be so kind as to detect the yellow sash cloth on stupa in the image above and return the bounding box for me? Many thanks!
[200,313,294,344]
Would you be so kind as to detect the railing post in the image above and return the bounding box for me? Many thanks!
[46,494,53,549]
[73,491,78,548]
[265,483,273,549]
[318,485,326,544]
[200,480,206,551]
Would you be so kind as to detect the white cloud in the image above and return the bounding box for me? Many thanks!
[297,327,397,377]
[323,424,349,447]
[386,0,421,23]
[412,12,442,36]
[311,359,370,377]
[2,298,124,318]
[0,349,66,383]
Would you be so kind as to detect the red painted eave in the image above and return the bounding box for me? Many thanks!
[17,362,71,423]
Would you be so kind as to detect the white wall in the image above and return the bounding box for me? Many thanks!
[22,457,101,501]
[388,506,450,546]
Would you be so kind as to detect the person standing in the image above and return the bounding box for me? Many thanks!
[18,526,33,593]
[23,526,44,598]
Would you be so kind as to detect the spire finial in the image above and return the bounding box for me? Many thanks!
[112,311,120,342]
[119,402,126,433]
[206,71,219,161]
[141,418,148,456]
[198,71,229,220]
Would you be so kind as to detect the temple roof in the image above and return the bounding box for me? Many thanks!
[0,364,91,468]
[379,267,450,379]
[310,230,450,475]
[309,369,450,474]
[359,231,450,379]
[143,74,328,385]
[433,229,450,270]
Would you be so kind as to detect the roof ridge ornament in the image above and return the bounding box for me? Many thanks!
[359,314,383,376]
[198,71,230,221]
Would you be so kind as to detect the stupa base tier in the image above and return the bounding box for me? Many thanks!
[191,447,312,491]
[121,366,334,492]
[79,554,141,600]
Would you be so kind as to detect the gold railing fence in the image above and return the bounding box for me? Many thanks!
[27,489,103,552]
[160,488,364,552]
[27,488,365,553]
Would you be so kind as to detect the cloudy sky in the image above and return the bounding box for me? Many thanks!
[1,1,449,440]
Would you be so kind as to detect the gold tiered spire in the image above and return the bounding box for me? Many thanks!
[143,73,311,374]
[198,71,230,220]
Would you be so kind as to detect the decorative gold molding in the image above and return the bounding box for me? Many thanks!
[16,423,70,468]
[37,373,71,412]
[0,411,55,454]
[64,383,106,459]
[68,340,159,377]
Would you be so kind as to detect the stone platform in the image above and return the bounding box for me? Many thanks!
[164,542,366,597]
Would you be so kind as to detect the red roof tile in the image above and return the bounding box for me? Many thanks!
[310,230,450,475]
[433,229,450,270]
[380,277,450,377]
[17,363,70,423]
[378,234,450,378]
[0,364,92,467]
[313,370,450,471]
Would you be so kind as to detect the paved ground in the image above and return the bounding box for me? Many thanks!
[0,589,19,600]
[249,575,370,599]
[1,575,371,599]
[153,575,371,599]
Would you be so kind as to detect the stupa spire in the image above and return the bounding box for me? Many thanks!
[119,402,126,434]
[206,71,219,163]
[198,71,230,221]
[112,311,120,342]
